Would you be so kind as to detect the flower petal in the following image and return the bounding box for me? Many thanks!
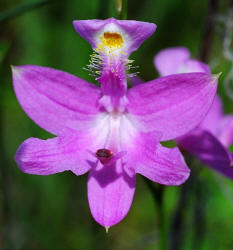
[12,65,101,136]
[87,161,135,227]
[129,76,144,86]
[200,95,223,134]
[154,47,190,76]
[126,131,190,185]
[180,59,210,74]
[217,115,233,147]
[127,73,218,141]
[154,47,210,76]
[15,136,91,176]
[115,19,156,53]
[178,130,233,179]
[73,18,156,54]
[73,19,107,48]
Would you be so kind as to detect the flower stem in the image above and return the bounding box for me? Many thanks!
[116,0,127,20]
[121,0,127,19]
[200,0,219,62]
[157,186,167,250]
[142,177,166,250]
[169,181,190,250]
[169,155,207,250]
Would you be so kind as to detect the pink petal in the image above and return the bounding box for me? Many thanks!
[178,130,233,179]
[217,115,233,147]
[154,47,190,76]
[129,76,144,86]
[126,131,190,185]
[200,95,223,135]
[73,19,107,48]
[127,73,218,141]
[15,136,91,176]
[87,161,135,227]
[181,59,210,74]
[116,19,156,53]
[12,65,101,136]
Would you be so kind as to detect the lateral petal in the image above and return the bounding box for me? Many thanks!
[87,161,136,227]
[15,136,92,176]
[12,65,101,136]
[178,130,233,179]
[127,73,218,141]
[127,132,190,185]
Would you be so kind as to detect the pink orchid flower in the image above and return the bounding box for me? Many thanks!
[12,19,218,228]
[154,47,233,179]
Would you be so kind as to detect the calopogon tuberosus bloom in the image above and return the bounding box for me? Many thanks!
[13,19,218,228]
[154,47,233,179]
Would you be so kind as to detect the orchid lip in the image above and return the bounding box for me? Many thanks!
[94,23,130,56]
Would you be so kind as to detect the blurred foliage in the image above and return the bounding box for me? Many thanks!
[0,0,233,250]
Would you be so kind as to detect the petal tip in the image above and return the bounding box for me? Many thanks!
[213,72,222,81]
[11,65,22,77]
[14,140,29,173]
[11,65,28,82]
[179,169,191,185]
[105,226,110,233]
[72,20,78,28]
[149,22,157,31]
[152,23,157,34]
[167,167,191,186]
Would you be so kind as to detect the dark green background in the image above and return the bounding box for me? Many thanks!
[0,0,233,249]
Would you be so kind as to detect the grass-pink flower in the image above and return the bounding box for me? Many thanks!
[154,47,233,179]
[12,19,218,228]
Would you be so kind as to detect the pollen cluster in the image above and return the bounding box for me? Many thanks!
[84,31,138,80]
[101,32,124,48]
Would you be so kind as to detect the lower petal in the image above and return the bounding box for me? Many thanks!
[15,136,91,175]
[87,161,136,227]
[178,130,233,179]
[135,143,190,185]
[125,131,190,185]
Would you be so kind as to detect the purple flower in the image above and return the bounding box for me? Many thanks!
[154,47,211,76]
[154,47,233,179]
[12,19,218,228]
